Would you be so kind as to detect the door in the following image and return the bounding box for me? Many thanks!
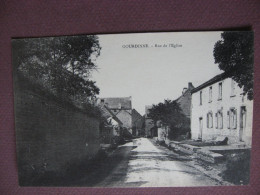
[199,117,203,140]
[239,106,246,141]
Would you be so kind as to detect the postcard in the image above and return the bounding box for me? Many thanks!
[12,31,254,187]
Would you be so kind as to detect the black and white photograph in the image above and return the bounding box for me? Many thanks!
[12,31,254,187]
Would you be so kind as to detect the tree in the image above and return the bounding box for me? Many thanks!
[12,35,101,100]
[213,32,254,100]
[148,99,189,139]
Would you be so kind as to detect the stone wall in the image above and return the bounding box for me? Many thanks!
[14,75,100,185]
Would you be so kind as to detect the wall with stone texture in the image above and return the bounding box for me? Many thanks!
[14,75,100,185]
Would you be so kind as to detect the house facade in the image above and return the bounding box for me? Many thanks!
[191,73,253,146]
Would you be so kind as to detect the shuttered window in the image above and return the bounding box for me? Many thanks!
[229,108,237,129]
[207,112,213,128]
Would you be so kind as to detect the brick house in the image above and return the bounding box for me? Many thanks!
[191,73,253,145]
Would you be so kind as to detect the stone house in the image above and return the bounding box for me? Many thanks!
[132,109,145,136]
[144,105,155,137]
[176,82,195,119]
[99,104,123,142]
[97,97,133,134]
[174,82,195,138]
[191,73,253,146]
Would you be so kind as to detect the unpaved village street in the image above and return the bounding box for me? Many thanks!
[75,138,222,187]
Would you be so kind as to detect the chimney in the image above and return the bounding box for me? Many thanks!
[182,87,187,95]
[188,82,194,89]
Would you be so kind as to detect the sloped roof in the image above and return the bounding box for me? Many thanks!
[132,109,143,123]
[99,105,123,125]
[100,97,132,110]
[175,82,195,102]
[191,72,228,94]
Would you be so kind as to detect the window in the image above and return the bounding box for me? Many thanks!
[218,111,223,129]
[218,82,222,100]
[199,117,203,140]
[200,91,202,105]
[240,107,246,129]
[207,112,213,128]
[227,111,230,129]
[229,108,237,129]
[209,87,212,103]
[231,79,236,96]
[216,110,223,129]
[215,113,218,129]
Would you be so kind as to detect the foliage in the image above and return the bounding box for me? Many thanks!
[213,32,254,100]
[12,35,101,101]
[222,150,250,185]
[148,99,189,139]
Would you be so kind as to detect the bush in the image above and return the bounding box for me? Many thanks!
[168,127,190,140]
[222,150,251,185]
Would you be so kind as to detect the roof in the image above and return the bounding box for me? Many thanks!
[132,109,143,123]
[99,97,132,110]
[191,72,228,94]
[175,82,195,102]
[99,105,123,125]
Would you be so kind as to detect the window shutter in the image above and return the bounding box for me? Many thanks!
[211,113,213,128]
[220,112,223,129]
[227,111,230,129]
[207,113,209,128]
[234,109,237,129]
[215,113,218,129]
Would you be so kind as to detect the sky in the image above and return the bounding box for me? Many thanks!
[91,32,223,115]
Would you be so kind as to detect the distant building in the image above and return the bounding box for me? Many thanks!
[144,105,155,137]
[132,109,145,136]
[174,82,195,138]
[99,105,123,138]
[191,73,253,145]
[176,82,195,118]
[97,97,133,134]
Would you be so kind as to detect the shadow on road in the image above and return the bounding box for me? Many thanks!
[29,145,137,186]
[66,145,137,187]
